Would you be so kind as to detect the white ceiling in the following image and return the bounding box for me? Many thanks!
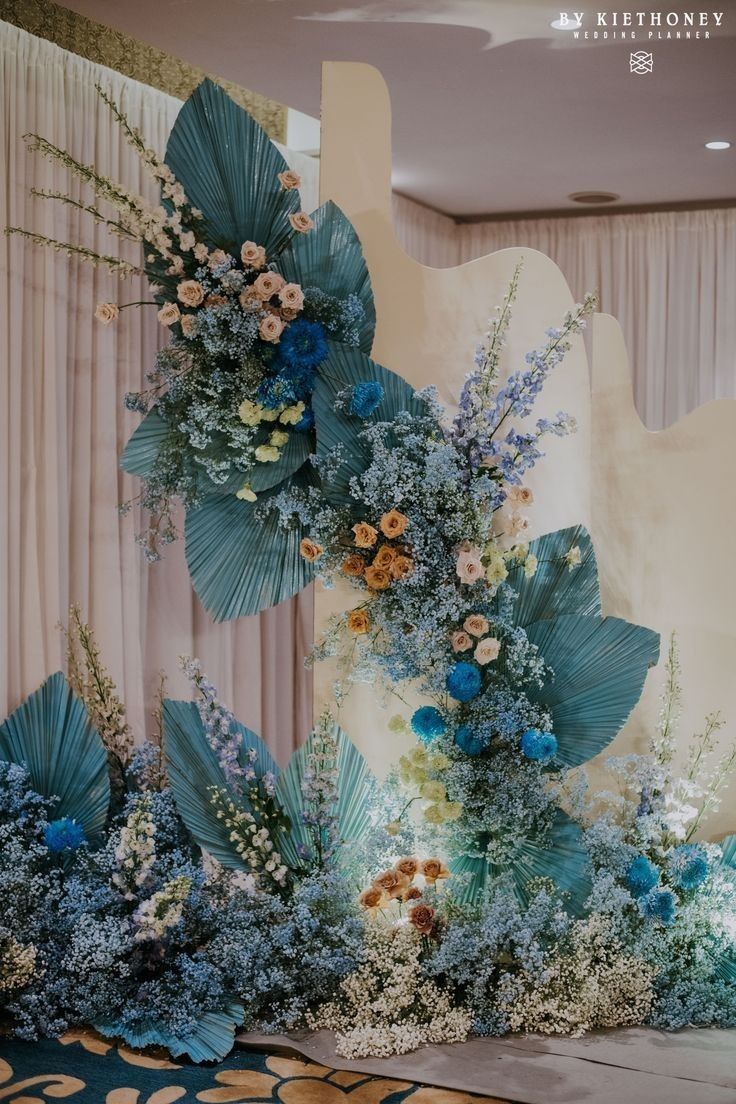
[56,0,736,217]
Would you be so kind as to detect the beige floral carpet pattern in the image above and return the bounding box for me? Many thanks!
[0,1032,508,1104]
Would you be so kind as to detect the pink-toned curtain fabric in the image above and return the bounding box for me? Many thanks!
[0,22,317,762]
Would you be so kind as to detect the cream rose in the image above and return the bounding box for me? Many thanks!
[259,314,284,343]
[278,169,302,190]
[94,302,119,324]
[240,240,266,269]
[289,211,314,233]
[456,547,483,584]
[506,484,534,507]
[278,283,305,311]
[464,613,489,637]
[176,279,205,308]
[451,630,473,653]
[474,636,501,665]
[157,302,181,327]
[508,512,530,538]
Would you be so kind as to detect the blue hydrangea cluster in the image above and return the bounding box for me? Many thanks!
[43,818,86,853]
[350,381,384,418]
[520,728,558,763]
[411,706,446,743]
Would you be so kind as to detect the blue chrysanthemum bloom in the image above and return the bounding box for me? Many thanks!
[350,381,384,418]
[668,844,709,891]
[411,706,446,743]
[455,725,486,757]
[625,854,660,897]
[279,319,328,371]
[295,408,315,433]
[520,728,558,763]
[639,886,678,925]
[276,358,317,401]
[44,817,86,853]
[446,662,482,702]
[257,375,297,410]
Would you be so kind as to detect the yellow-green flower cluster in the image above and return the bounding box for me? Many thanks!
[399,745,463,825]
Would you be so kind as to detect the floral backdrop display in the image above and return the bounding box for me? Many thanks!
[1,79,735,1065]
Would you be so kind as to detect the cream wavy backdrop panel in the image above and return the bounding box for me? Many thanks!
[314,62,592,775]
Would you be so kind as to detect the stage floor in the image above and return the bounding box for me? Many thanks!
[240,1026,736,1104]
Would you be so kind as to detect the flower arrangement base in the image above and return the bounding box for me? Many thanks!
[238,1026,736,1104]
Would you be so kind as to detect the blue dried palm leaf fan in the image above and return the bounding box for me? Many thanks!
[506,524,602,626]
[525,613,660,768]
[163,699,281,870]
[313,342,428,507]
[96,1001,244,1064]
[450,810,591,915]
[276,720,378,873]
[713,835,736,983]
[0,672,109,842]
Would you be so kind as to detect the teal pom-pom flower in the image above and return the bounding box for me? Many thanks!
[626,854,660,897]
[640,886,678,925]
[446,662,481,702]
[44,817,86,853]
[520,728,557,763]
[668,844,709,891]
[455,725,485,757]
[411,706,445,743]
[350,380,384,418]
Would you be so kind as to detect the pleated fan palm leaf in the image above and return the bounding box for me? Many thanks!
[96,1001,244,1064]
[163,699,278,870]
[0,672,109,841]
[164,79,299,256]
[713,834,736,983]
[506,525,601,627]
[313,342,427,507]
[278,200,376,353]
[525,614,660,768]
[185,461,316,621]
[450,810,591,914]
[120,409,168,479]
[276,721,377,870]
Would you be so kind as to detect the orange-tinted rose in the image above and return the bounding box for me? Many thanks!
[364,565,391,591]
[342,554,366,577]
[352,522,378,549]
[359,886,385,910]
[396,856,419,878]
[299,538,323,562]
[380,509,409,539]
[347,609,370,634]
[402,885,423,902]
[421,858,450,884]
[373,545,396,570]
[408,903,436,935]
[391,555,414,580]
[373,869,409,898]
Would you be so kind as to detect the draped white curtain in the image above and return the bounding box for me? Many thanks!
[0,21,318,760]
[391,198,736,430]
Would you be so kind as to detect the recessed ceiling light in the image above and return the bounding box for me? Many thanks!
[705,140,731,150]
[550,17,581,28]
[568,191,620,205]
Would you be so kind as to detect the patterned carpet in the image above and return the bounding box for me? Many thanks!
[0,1031,506,1103]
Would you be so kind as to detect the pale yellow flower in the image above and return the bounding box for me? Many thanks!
[279,402,305,425]
[238,399,263,426]
[269,429,289,447]
[157,302,180,326]
[236,484,257,503]
[524,553,539,578]
[255,444,280,463]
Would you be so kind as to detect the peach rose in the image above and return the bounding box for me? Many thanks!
[239,287,262,312]
[506,484,534,507]
[456,547,483,584]
[289,211,314,233]
[94,302,119,324]
[278,169,302,191]
[193,242,209,263]
[364,565,391,591]
[253,272,286,300]
[240,241,266,269]
[352,522,378,549]
[474,636,501,665]
[176,279,205,307]
[464,614,489,637]
[408,903,436,935]
[508,512,530,538]
[347,609,371,634]
[373,545,396,570]
[421,858,450,885]
[157,302,181,326]
[299,538,323,562]
[391,555,414,580]
[342,554,366,578]
[396,856,419,879]
[373,869,409,898]
[380,509,409,539]
[259,314,284,343]
[402,885,423,902]
[180,314,199,338]
[279,283,304,311]
[205,294,228,309]
[207,249,229,269]
[451,630,473,653]
[359,886,385,910]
